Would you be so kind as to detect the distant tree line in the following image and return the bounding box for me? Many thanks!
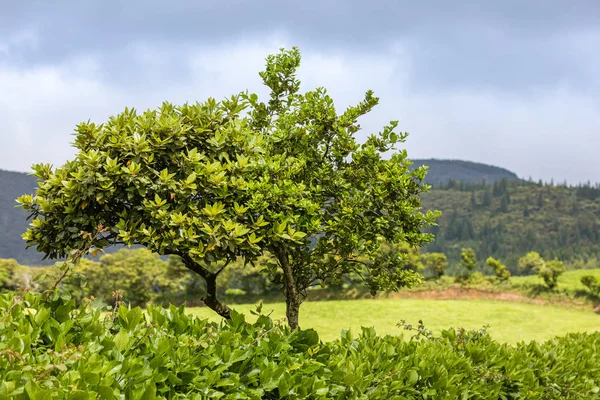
[422,179,600,271]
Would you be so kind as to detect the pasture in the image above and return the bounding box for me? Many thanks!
[511,268,600,291]
[188,297,600,343]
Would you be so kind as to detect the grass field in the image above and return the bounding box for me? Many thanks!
[188,297,599,344]
[511,268,600,291]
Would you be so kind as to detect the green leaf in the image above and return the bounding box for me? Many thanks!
[32,391,53,400]
[186,172,197,184]
[95,387,115,399]
[406,369,419,386]
[278,377,290,397]
[34,307,50,326]
[67,391,89,400]
[113,329,131,352]
[140,382,156,400]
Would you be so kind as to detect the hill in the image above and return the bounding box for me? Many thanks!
[421,179,600,271]
[0,169,42,264]
[410,159,520,185]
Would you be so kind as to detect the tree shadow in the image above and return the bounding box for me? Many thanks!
[573,289,600,312]
[525,285,600,312]
[525,284,553,297]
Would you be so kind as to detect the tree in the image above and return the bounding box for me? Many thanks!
[18,47,438,329]
[65,249,179,306]
[482,187,492,207]
[460,248,477,272]
[421,253,448,279]
[499,192,510,213]
[536,191,544,208]
[581,275,600,296]
[518,251,565,289]
[485,256,510,282]
[18,96,273,319]
[375,242,424,273]
[243,48,439,328]
[538,259,565,289]
[518,251,545,272]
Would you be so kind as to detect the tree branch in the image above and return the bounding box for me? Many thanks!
[215,258,232,276]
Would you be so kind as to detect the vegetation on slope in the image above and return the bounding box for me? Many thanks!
[422,179,600,270]
[0,170,39,265]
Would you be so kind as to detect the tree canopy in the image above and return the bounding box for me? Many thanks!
[519,252,565,289]
[18,47,438,328]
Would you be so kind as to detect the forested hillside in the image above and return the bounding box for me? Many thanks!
[0,169,39,264]
[422,179,600,271]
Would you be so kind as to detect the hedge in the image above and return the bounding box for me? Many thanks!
[1,291,599,399]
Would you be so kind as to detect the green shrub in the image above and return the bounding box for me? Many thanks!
[3,249,282,307]
[519,252,566,289]
[467,271,488,285]
[1,291,599,399]
[581,275,600,295]
[224,288,247,297]
[421,252,448,279]
[539,259,566,289]
[486,256,511,282]
[460,247,477,272]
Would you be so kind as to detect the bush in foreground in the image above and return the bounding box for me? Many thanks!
[1,291,599,399]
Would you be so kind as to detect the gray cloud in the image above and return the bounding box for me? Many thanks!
[0,1,599,183]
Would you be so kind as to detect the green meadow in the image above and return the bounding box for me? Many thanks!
[188,297,599,343]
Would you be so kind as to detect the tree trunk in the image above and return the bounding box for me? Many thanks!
[202,272,231,319]
[275,248,301,330]
[285,290,301,331]
[181,255,231,319]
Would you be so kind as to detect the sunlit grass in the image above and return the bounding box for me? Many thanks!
[187,297,599,344]
[511,268,600,291]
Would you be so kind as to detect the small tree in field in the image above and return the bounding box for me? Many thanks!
[421,253,448,279]
[538,259,566,289]
[485,256,511,282]
[460,248,477,273]
[18,47,438,329]
[581,275,600,295]
[519,251,565,289]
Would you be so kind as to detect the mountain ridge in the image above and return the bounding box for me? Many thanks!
[410,158,521,185]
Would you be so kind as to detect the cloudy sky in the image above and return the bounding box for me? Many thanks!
[1,1,598,183]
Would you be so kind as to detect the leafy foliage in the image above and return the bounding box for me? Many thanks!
[1,291,599,399]
[421,252,448,279]
[17,47,438,328]
[67,250,181,307]
[458,248,477,282]
[460,248,477,271]
[486,256,511,282]
[0,249,282,308]
[581,275,600,296]
[519,252,566,289]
